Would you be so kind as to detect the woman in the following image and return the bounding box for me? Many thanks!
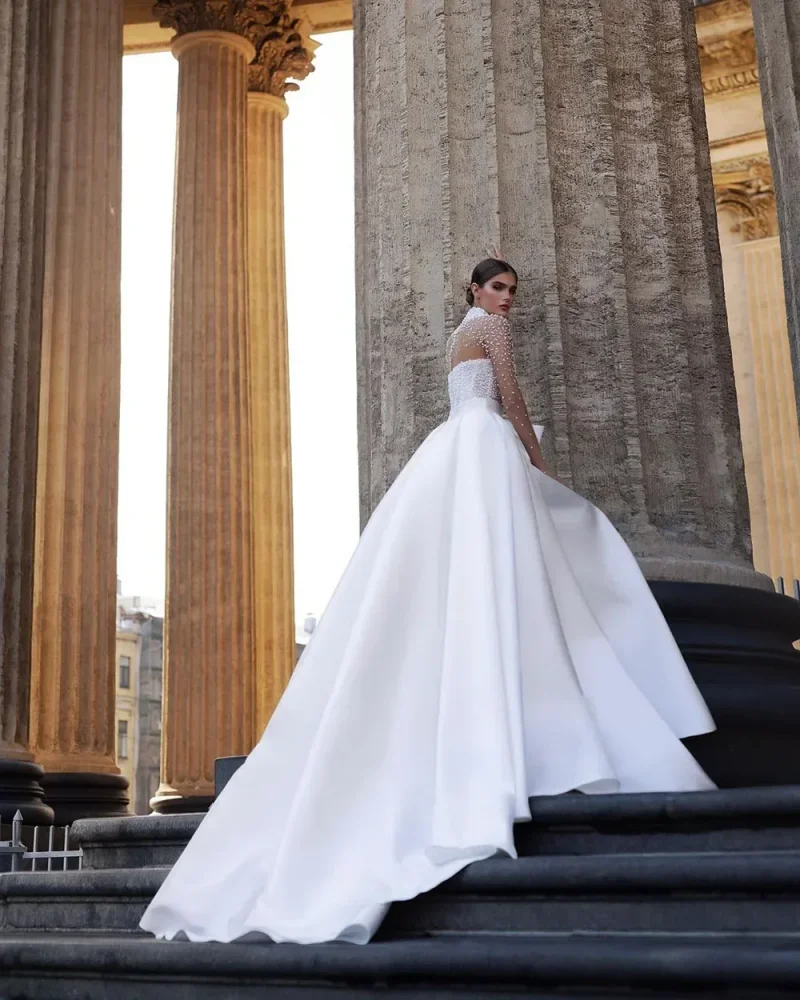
[141,257,715,946]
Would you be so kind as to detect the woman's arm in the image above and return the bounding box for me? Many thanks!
[477,314,550,474]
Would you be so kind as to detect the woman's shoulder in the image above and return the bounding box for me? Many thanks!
[460,308,511,338]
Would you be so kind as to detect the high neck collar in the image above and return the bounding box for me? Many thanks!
[465,305,488,320]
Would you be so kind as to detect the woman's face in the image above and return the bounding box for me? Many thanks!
[472,272,517,316]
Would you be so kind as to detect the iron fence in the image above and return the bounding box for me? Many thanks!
[0,811,82,873]
[776,577,800,600]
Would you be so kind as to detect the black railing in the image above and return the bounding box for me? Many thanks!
[776,578,800,601]
[0,811,82,872]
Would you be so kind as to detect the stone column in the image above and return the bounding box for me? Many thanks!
[354,0,766,592]
[714,156,800,585]
[247,14,314,732]
[750,0,800,427]
[740,236,800,580]
[0,0,52,824]
[28,0,128,825]
[151,5,258,813]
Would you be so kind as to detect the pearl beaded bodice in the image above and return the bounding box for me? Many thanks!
[445,306,544,441]
[447,358,499,410]
[447,307,513,413]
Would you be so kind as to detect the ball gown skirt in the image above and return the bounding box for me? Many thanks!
[140,396,715,946]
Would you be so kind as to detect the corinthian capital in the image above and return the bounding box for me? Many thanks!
[154,0,284,41]
[248,7,315,97]
[714,155,779,242]
[154,0,315,96]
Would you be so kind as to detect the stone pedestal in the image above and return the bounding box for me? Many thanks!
[29,0,128,823]
[653,581,800,788]
[0,0,52,825]
[152,29,258,813]
[751,0,800,428]
[247,91,296,730]
[354,0,766,593]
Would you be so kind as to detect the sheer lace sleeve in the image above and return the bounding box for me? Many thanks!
[473,313,548,472]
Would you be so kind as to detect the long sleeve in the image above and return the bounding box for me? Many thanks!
[474,314,547,472]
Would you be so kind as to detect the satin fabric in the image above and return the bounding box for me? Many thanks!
[140,397,715,946]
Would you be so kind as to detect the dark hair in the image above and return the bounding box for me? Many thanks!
[466,258,518,306]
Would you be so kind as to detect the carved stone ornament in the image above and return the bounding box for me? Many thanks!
[694,0,752,24]
[698,26,759,96]
[714,156,779,241]
[154,0,314,97]
[155,0,279,36]
[248,8,315,97]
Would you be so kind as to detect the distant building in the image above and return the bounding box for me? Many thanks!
[114,617,139,799]
[115,600,163,814]
[118,593,165,619]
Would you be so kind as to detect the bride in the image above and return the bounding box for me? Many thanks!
[140,256,715,946]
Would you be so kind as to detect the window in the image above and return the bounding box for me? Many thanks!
[118,719,129,760]
[119,655,131,689]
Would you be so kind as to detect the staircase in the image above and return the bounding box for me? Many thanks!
[2,786,800,997]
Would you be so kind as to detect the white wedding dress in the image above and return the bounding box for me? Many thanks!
[140,306,715,946]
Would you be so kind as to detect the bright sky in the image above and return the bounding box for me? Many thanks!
[118,32,359,633]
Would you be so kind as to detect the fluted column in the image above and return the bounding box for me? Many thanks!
[0,0,53,824]
[27,0,128,824]
[247,13,314,731]
[152,17,257,812]
[751,0,800,428]
[355,0,766,591]
[716,205,772,579]
[740,236,800,581]
[717,179,800,585]
[247,92,295,730]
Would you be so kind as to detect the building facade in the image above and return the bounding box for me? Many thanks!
[697,0,800,587]
[114,622,139,798]
[115,602,163,815]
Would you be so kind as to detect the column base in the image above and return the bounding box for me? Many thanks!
[150,783,213,815]
[652,580,800,788]
[148,759,248,812]
[41,772,129,826]
[0,760,54,825]
[634,537,774,591]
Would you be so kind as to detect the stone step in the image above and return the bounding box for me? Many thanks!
[5,850,800,937]
[70,785,800,871]
[0,868,162,935]
[517,784,800,855]
[1,931,800,998]
[379,850,800,937]
[71,813,202,870]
